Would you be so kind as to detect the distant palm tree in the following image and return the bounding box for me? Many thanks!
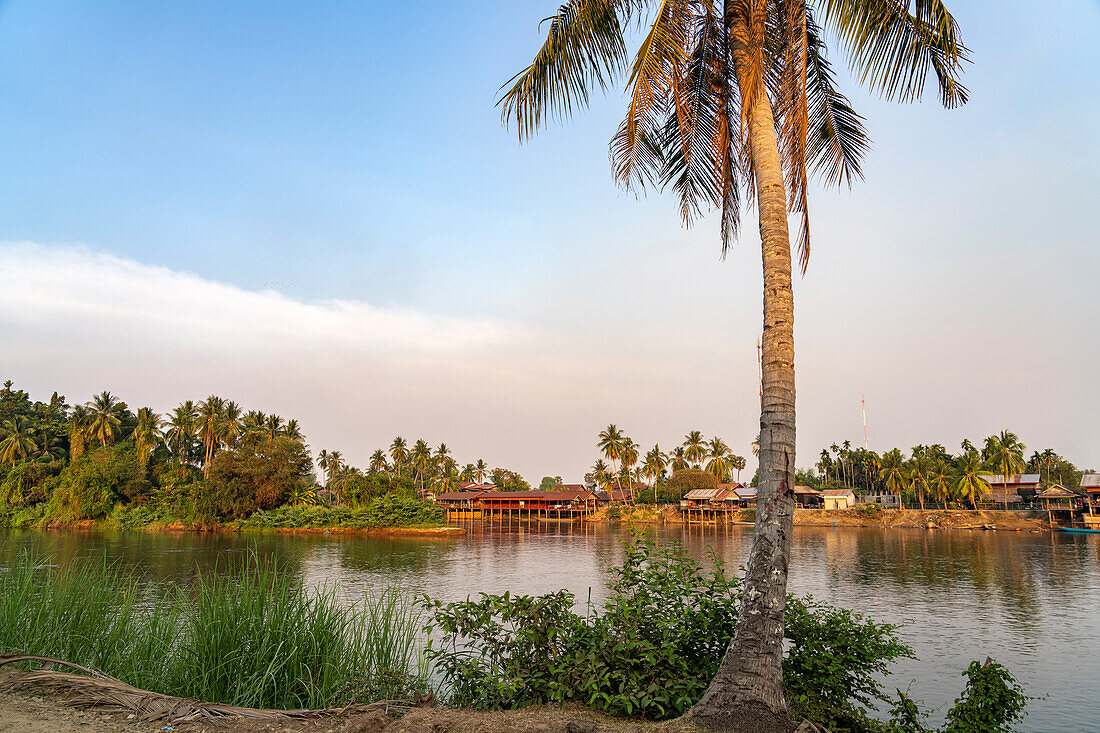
[705,437,733,482]
[643,445,668,488]
[67,405,90,460]
[928,461,954,510]
[411,439,432,495]
[589,458,611,490]
[908,454,930,511]
[984,430,1026,510]
[597,424,626,486]
[263,414,283,442]
[389,437,408,477]
[197,396,226,479]
[86,391,125,447]
[0,417,37,464]
[460,463,476,482]
[222,401,243,447]
[290,485,319,507]
[879,449,906,496]
[370,449,388,473]
[474,459,488,484]
[956,452,992,510]
[669,447,689,473]
[317,449,330,485]
[683,430,706,468]
[133,407,163,468]
[165,401,197,473]
[620,438,639,501]
[731,454,747,482]
[283,419,304,442]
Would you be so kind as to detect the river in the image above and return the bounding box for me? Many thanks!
[2,523,1097,732]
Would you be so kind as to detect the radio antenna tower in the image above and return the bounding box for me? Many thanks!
[861,394,869,449]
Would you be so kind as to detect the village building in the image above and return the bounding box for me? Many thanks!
[1036,484,1081,527]
[978,473,1041,505]
[858,492,901,509]
[821,488,856,510]
[1081,473,1100,513]
[792,485,823,508]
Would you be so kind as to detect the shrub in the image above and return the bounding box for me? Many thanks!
[425,538,912,723]
[47,445,146,521]
[238,494,444,530]
[942,659,1030,733]
[201,435,312,520]
[666,469,717,501]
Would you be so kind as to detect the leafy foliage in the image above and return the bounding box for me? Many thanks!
[425,538,910,723]
[238,495,444,530]
[942,659,1030,733]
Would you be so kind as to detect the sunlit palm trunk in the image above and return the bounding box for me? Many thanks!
[692,66,797,732]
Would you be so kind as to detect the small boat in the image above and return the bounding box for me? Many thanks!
[1054,526,1100,534]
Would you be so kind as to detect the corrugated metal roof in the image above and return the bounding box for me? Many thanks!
[479,490,596,501]
[793,485,821,495]
[978,473,1041,486]
[434,491,486,501]
[820,489,855,497]
[734,487,758,499]
[1036,485,1080,498]
[1080,473,1100,489]
[684,488,724,500]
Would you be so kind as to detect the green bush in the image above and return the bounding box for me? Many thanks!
[424,538,911,723]
[238,494,444,530]
[942,659,1030,733]
[46,445,146,521]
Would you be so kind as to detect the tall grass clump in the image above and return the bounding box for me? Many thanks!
[0,551,426,709]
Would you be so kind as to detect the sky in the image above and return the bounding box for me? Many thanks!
[1,0,1098,482]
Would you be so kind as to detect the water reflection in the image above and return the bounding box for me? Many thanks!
[1,524,1097,732]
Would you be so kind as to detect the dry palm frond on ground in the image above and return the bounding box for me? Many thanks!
[0,655,412,725]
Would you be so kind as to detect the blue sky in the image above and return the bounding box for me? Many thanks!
[1,1,1098,480]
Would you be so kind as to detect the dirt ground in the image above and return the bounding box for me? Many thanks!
[0,673,700,733]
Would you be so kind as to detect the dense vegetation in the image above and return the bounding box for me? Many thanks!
[0,552,427,707]
[425,539,1030,732]
[0,380,443,529]
[584,423,1090,509]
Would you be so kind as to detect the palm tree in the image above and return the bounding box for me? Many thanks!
[197,396,225,479]
[370,449,388,473]
[133,407,162,468]
[879,449,906,497]
[222,401,243,447]
[86,391,124,447]
[669,446,689,473]
[317,449,330,485]
[389,437,408,477]
[731,454,747,482]
[0,417,37,464]
[328,450,344,499]
[243,410,266,435]
[683,430,707,468]
[474,459,488,484]
[503,4,966,718]
[411,439,432,495]
[263,414,283,442]
[984,430,1026,510]
[597,424,625,486]
[67,405,90,461]
[955,451,992,510]
[165,401,197,473]
[620,437,640,501]
[460,463,476,482]
[589,458,611,490]
[908,454,930,511]
[643,444,668,488]
[283,418,304,442]
[929,461,953,510]
[705,437,732,482]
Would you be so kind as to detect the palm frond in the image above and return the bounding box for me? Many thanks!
[804,8,870,187]
[499,0,632,141]
[816,0,968,108]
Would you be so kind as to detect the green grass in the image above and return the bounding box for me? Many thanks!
[0,552,427,709]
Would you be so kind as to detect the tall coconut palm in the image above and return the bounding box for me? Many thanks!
[503,5,965,719]
[908,454,930,511]
[731,454,747,482]
[317,449,331,486]
[389,437,408,477]
[620,437,640,501]
[86,391,125,447]
[197,396,225,479]
[955,451,992,510]
[474,459,488,484]
[132,407,163,468]
[283,419,304,442]
[683,430,707,468]
[669,446,689,472]
[263,414,283,442]
[67,405,90,461]
[460,463,476,482]
[0,417,37,464]
[928,461,953,510]
[370,449,388,473]
[984,430,1026,510]
[597,424,626,485]
[243,410,266,436]
[879,448,906,496]
[589,458,611,490]
[705,437,733,482]
[165,402,197,473]
[643,444,668,487]
[222,401,243,447]
[410,440,432,495]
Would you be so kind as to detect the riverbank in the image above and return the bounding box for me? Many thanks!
[595,504,1048,531]
[0,678,700,733]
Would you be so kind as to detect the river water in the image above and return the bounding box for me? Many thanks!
[2,523,1097,732]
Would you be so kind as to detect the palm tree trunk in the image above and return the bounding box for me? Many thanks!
[691,68,796,733]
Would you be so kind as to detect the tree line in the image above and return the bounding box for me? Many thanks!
[811,431,1088,510]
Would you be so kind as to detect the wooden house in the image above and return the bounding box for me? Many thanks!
[978,473,1041,505]
[821,488,856,510]
[1036,484,1081,527]
[793,485,823,507]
